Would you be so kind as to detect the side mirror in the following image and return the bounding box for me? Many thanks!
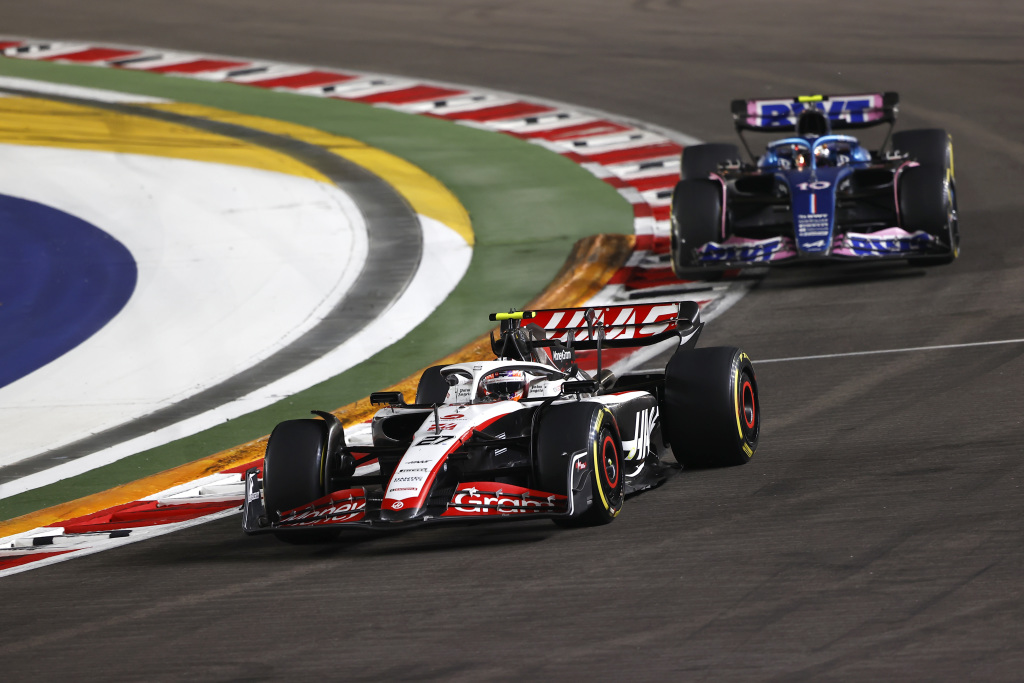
[370,391,405,406]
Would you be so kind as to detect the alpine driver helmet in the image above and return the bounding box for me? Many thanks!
[477,369,528,402]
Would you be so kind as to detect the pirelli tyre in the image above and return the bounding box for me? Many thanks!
[892,128,953,170]
[663,346,759,468]
[899,164,959,266]
[670,178,723,278]
[263,419,340,544]
[681,142,740,180]
[536,402,624,526]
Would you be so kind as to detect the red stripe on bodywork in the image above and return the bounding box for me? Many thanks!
[146,59,249,74]
[247,70,356,89]
[581,142,683,165]
[382,411,512,512]
[0,41,24,50]
[43,47,140,63]
[350,85,465,104]
[436,101,554,122]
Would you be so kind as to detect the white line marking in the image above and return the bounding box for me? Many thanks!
[757,338,1024,364]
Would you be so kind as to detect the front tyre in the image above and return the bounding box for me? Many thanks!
[663,346,760,468]
[670,179,723,279]
[899,164,959,265]
[263,419,340,544]
[536,403,624,526]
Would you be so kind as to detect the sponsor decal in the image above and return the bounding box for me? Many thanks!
[440,414,464,420]
[415,434,455,446]
[749,94,882,128]
[397,467,429,473]
[406,459,431,464]
[796,213,831,238]
[280,496,366,525]
[532,304,679,343]
[574,459,588,471]
[442,483,566,517]
[392,476,424,483]
[699,237,787,263]
[628,406,658,461]
[425,422,459,432]
[391,500,404,510]
[551,349,572,362]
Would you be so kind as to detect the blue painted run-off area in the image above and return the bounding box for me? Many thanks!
[0,194,137,389]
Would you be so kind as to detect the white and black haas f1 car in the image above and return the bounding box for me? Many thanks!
[243,302,760,543]
[671,92,959,276]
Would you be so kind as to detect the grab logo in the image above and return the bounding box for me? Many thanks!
[442,483,566,517]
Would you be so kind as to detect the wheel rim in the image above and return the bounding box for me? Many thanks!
[601,433,619,489]
[741,379,756,430]
[739,370,760,444]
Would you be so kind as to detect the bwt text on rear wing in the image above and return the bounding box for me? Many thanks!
[730,92,899,132]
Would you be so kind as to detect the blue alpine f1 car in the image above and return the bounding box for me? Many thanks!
[670,92,959,275]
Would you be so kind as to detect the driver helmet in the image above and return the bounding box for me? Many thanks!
[478,369,527,402]
[796,109,831,139]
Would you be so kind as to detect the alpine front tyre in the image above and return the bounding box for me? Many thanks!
[899,164,959,266]
[663,346,760,468]
[670,179,723,279]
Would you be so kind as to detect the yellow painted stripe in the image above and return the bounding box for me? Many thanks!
[0,97,473,246]
[0,234,633,538]
[0,96,329,182]
[150,103,473,246]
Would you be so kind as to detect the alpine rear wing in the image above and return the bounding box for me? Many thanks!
[731,92,899,132]
[489,301,702,351]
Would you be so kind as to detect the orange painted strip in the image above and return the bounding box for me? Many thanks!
[0,234,634,538]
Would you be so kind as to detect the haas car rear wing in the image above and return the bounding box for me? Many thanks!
[490,301,703,351]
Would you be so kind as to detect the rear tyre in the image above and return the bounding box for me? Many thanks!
[536,403,624,527]
[899,164,959,265]
[415,365,448,404]
[263,419,340,544]
[670,179,723,279]
[891,129,952,169]
[663,346,759,468]
[681,143,740,180]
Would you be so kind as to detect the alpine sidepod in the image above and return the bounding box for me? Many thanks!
[243,302,760,542]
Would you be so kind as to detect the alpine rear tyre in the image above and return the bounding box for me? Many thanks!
[681,143,740,180]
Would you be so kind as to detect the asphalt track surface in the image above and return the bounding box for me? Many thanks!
[4,1,1024,680]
